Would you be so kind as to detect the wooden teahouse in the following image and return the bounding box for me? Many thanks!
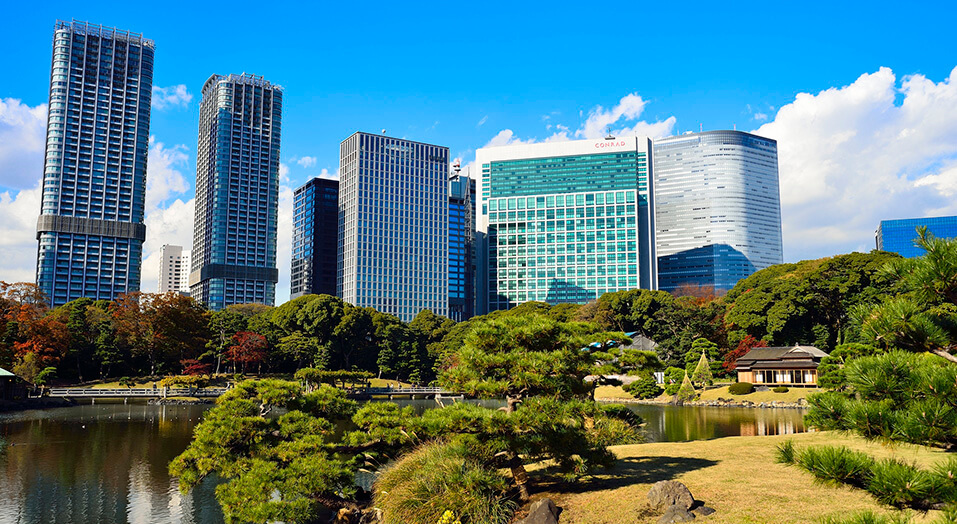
[734,345,827,387]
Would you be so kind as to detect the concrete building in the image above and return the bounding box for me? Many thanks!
[291,177,339,298]
[876,215,957,258]
[475,136,656,313]
[158,245,190,295]
[653,131,783,293]
[190,73,282,310]
[337,132,448,322]
[36,20,154,306]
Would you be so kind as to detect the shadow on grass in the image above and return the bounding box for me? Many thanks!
[533,455,720,494]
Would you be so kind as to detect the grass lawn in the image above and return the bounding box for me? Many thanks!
[526,431,946,524]
[367,378,412,388]
[698,385,822,403]
[593,385,631,400]
[90,379,157,388]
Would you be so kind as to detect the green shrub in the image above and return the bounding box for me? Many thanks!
[795,445,874,488]
[623,376,663,399]
[375,441,515,524]
[773,386,789,393]
[775,439,796,465]
[866,458,938,509]
[728,382,754,395]
[664,383,681,395]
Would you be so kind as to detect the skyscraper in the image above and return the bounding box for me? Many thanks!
[476,137,656,314]
[448,172,475,321]
[158,244,190,294]
[36,20,154,307]
[291,177,339,299]
[189,73,282,310]
[337,132,448,322]
[876,215,957,258]
[653,130,783,293]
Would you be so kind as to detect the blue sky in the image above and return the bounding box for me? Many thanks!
[2,0,957,303]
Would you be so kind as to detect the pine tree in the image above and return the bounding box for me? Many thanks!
[691,349,714,387]
[676,371,697,402]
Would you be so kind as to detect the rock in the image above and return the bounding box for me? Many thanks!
[692,505,716,516]
[647,480,695,512]
[518,497,561,524]
[658,505,696,523]
[358,508,383,523]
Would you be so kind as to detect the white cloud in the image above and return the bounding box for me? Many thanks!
[753,66,957,260]
[0,184,42,283]
[275,184,294,305]
[0,98,46,190]
[151,85,193,110]
[141,198,195,293]
[279,162,290,183]
[296,156,317,168]
[313,168,338,180]
[753,112,768,121]
[477,115,488,127]
[146,137,190,210]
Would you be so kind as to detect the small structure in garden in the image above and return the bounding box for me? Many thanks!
[0,366,28,401]
[734,345,826,386]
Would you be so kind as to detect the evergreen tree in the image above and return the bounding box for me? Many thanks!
[691,348,714,386]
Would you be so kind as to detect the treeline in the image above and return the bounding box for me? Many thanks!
[0,248,906,385]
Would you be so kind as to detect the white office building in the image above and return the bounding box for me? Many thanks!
[158,244,190,295]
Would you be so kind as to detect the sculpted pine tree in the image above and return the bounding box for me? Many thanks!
[676,372,697,402]
[691,349,713,387]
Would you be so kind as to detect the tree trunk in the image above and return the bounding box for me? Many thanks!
[509,453,530,501]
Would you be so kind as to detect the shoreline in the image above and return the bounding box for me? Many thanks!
[597,396,810,410]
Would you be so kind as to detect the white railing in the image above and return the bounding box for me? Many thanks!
[360,387,447,395]
[48,387,228,398]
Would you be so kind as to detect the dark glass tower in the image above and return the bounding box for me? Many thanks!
[36,20,154,307]
[291,177,339,298]
[190,74,282,310]
[876,215,957,258]
[448,174,475,321]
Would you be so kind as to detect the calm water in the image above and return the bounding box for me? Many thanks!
[0,401,805,524]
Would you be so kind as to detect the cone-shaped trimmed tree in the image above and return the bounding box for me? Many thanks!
[691,349,714,387]
[676,371,697,402]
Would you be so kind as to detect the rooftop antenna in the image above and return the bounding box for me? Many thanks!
[700,123,703,133]
[733,123,736,131]
[604,126,614,140]
[381,129,387,135]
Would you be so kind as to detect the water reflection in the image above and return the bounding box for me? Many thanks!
[0,401,806,524]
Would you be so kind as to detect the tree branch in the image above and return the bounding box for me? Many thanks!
[932,349,957,365]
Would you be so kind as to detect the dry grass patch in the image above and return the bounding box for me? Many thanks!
[527,431,947,524]
[593,385,631,400]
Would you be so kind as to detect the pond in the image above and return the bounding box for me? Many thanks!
[0,401,806,523]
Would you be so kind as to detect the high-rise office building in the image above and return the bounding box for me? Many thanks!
[476,137,656,314]
[654,131,783,293]
[158,244,190,294]
[448,172,476,321]
[876,215,957,258]
[291,177,339,298]
[337,132,448,322]
[36,20,154,307]
[189,73,282,310]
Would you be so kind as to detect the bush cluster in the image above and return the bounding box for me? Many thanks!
[623,376,663,399]
[728,382,754,395]
[772,386,789,393]
[777,440,957,510]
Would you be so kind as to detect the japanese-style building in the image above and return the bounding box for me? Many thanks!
[734,345,827,386]
[0,366,27,401]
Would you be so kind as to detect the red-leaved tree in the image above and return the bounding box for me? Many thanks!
[226,331,268,374]
[723,335,768,372]
[181,359,212,376]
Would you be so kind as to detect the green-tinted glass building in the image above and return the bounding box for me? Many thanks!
[476,137,656,313]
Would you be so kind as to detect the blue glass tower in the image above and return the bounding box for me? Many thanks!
[36,20,153,307]
[291,177,339,298]
[654,131,783,293]
[448,173,475,321]
[476,137,656,313]
[876,216,957,258]
[190,74,282,310]
[337,132,448,322]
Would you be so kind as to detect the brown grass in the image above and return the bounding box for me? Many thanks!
[525,431,946,524]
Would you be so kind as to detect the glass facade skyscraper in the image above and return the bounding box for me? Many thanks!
[337,132,448,322]
[876,215,957,258]
[476,137,656,314]
[189,74,282,310]
[654,131,782,293]
[291,177,339,298]
[448,174,475,321]
[36,20,153,307]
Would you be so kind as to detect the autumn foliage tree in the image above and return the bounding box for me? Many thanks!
[723,335,767,372]
[226,331,268,373]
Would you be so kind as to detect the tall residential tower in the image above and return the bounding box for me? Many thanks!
[448,172,476,321]
[653,131,783,292]
[476,137,656,314]
[158,244,190,294]
[190,74,282,310]
[291,177,339,298]
[337,132,448,322]
[36,20,154,306]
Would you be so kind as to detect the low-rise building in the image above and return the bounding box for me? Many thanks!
[734,345,827,386]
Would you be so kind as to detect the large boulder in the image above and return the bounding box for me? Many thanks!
[518,497,561,524]
[658,505,695,523]
[647,480,695,512]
